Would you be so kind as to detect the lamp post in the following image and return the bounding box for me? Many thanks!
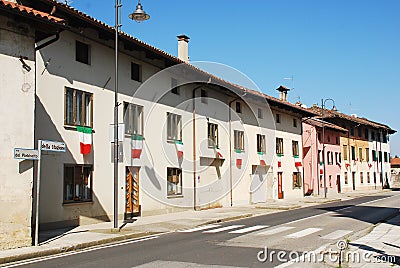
[114,0,149,229]
[321,98,336,199]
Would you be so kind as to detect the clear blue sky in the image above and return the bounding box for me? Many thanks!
[70,0,400,155]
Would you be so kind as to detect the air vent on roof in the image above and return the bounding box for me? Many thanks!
[351,114,358,118]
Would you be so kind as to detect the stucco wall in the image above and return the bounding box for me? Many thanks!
[0,16,35,249]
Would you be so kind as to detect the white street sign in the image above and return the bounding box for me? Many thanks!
[14,148,40,160]
[40,140,66,152]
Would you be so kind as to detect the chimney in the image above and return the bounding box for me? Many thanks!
[276,85,290,101]
[177,34,190,63]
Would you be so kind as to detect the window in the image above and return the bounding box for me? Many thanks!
[167,113,182,141]
[293,118,297,128]
[367,172,370,183]
[365,129,369,139]
[208,123,218,147]
[358,128,362,138]
[335,152,340,165]
[236,102,242,113]
[351,146,356,160]
[292,140,299,156]
[372,150,377,161]
[201,89,208,104]
[384,152,388,162]
[131,62,141,82]
[257,134,266,153]
[360,172,364,183]
[344,172,348,184]
[65,87,93,127]
[318,132,321,141]
[343,145,348,161]
[276,138,284,155]
[383,133,387,143]
[365,148,369,162]
[234,130,244,151]
[276,113,281,123]
[327,136,330,143]
[359,147,363,161]
[64,164,92,203]
[371,132,376,141]
[350,127,355,137]
[379,151,382,162]
[76,41,90,64]
[123,103,143,136]
[335,137,339,145]
[258,108,263,119]
[329,175,332,187]
[327,152,333,165]
[171,78,180,95]
[167,167,182,196]
[292,172,302,189]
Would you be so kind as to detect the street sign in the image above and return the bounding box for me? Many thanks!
[14,148,40,160]
[40,140,66,152]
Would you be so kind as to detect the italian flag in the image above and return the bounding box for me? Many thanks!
[175,140,184,159]
[77,126,92,155]
[258,152,266,166]
[294,155,302,167]
[319,162,324,175]
[215,146,223,158]
[131,135,143,159]
[235,149,243,167]
[277,154,282,168]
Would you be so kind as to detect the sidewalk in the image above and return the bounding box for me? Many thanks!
[0,189,391,265]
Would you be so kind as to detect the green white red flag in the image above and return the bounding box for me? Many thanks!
[294,155,302,167]
[77,126,92,155]
[175,140,184,158]
[215,146,223,158]
[258,152,266,166]
[131,135,143,159]
[277,154,282,168]
[236,149,243,166]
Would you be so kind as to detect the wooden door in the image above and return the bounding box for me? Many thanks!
[278,172,283,199]
[125,167,140,218]
[337,175,341,193]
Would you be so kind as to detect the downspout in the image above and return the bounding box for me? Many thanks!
[192,84,203,211]
[379,130,384,188]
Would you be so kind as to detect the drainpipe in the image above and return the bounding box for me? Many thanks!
[228,94,246,206]
[379,130,384,188]
[192,84,203,211]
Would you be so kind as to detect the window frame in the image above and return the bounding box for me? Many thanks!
[167,112,182,141]
[63,164,93,203]
[123,102,144,136]
[64,87,93,128]
[171,78,180,95]
[276,113,281,124]
[75,40,90,65]
[258,108,263,119]
[292,172,302,189]
[359,147,363,161]
[365,148,369,162]
[235,102,242,113]
[234,130,245,151]
[131,62,142,82]
[257,134,266,153]
[201,89,208,104]
[207,122,218,148]
[167,167,182,196]
[292,140,299,157]
[343,145,348,161]
[276,137,284,155]
[293,118,297,128]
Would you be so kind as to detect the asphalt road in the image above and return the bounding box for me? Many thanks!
[5,192,400,268]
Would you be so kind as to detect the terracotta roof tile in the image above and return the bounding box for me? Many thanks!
[0,0,65,24]
[308,105,396,134]
[391,158,400,166]
[303,118,348,133]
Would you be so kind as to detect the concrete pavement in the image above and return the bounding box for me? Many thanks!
[0,189,394,266]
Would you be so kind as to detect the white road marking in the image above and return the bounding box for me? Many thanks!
[285,227,322,238]
[256,226,295,236]
[321,229,352,240]
[229,225,269,234]
[178,224,221,233]
[275,245,326,268]
[203,225,245,233]
[2,235,160,268]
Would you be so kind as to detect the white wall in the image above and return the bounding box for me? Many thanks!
[0,16,35,249]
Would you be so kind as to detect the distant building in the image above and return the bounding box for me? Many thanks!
[309,105,396,192]
[302,118,347,197]
[390,158,400,189]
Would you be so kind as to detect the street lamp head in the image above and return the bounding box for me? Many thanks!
[129,0,150,22]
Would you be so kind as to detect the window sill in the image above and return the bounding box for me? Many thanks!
[64,125,95,133]
[63,201,93,206]
[167,139,182,144]
[167,194,183,199]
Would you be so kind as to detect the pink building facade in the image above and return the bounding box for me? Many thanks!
[302,119,347,197]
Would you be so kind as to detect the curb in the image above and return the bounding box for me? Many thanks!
[203,213,254,225]
[255,205,301,210]
[0,231,157,265]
